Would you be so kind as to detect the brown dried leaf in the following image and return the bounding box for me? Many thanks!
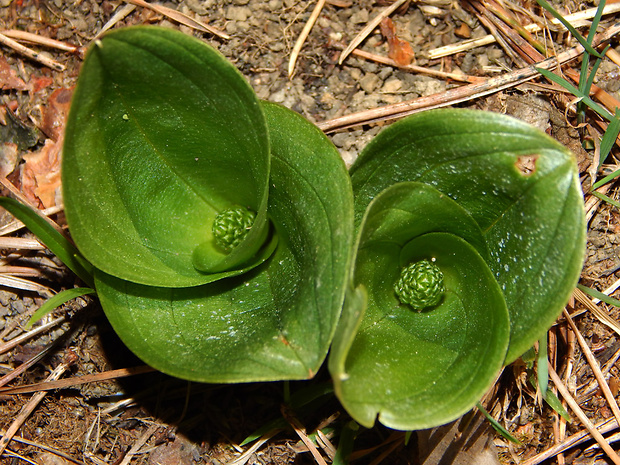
[0,56,27,91]
[380,17,414,66]
[20,137,62,209]
[41,87,73,141]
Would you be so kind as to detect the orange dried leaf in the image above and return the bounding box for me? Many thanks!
[0,56,27,91]
[380,17,414,67]
[21,138,62,209]
[41,87,72,141]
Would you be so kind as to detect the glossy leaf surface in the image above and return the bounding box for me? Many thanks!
[349,109,585,363]
[63,27,270,287]
[329,183,510,429]
[95,102,354,382]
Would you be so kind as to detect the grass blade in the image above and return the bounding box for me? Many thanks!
[25,287,96,329]
[536,0,602,58]
[477,402,522,445]
[578,283,620,308]
[0,197,94,288]
[592,168,620,190]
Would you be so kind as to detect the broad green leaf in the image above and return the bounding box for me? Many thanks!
[63,26,271,287]
[94,102,354,382]
[349,109,585,363]
[330,183,509,429]
[0,197,94,288]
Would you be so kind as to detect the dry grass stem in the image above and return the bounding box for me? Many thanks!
[281,406,328,465]
[0,205,64,237]
[0,317,65,355]
[0,31,65,71]
[521,417,619,465]
[0,274,54,296]
[344,46,484,83]
[548,363,620,465]
[429,3,620,59]
[0,361,70,455]
[0,344,55,388]
[0,431,86,464]
[229,430,281,465]
[563,308,620,429]
[0,30,77,52]
[95,4,137,39]
[338,0,408,65]
[118,423,160,465]
[0,237,45,250]
[288,0,326,78]
[0,365,155,395]
[124,0,230,39]
[573,288,620,336]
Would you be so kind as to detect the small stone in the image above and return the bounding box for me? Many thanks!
[350,9,369,24]
[382,78,402,93]
[225,6,251,21]
[359,73,380,93]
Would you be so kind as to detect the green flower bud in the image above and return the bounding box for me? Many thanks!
[395,259,445,310]
[212,206,256,252]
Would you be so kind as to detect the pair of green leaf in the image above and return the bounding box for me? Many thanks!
[61,27,354,382]
[6,26,585,431]
[329,110,585,429]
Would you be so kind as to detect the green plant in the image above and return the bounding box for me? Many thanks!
[60,26,355,382]
[328,111,585,429]
[1,25,585,433]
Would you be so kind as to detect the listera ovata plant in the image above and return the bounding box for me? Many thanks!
[0,26,586,431]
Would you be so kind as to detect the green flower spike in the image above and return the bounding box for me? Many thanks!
[212,206,256,252]
[395,259,445,310]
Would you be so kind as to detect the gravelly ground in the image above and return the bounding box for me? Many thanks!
[2,0,620,464]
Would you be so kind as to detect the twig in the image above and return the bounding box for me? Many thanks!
[0,274,54,297]
[563,308,620,431]
[229,430,281,465]
[94,4,136,40]
[572,287,620,336]
[338,0,408,65]
[0,30,77,52]
[0,317,65,356]
[548,363,620,465]
[0,365,155,395]
[343,46,484,83]
[119,423,160,465]
[0,361,70,455]
[520,417,619,465]
[428,3,620,59]
[0,31,64,71]
[124,0,230,39]
[317,23,620,132]
[288,0,326,78]
[281,405,328,465]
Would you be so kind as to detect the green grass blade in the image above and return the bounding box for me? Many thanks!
[528,374,571,422]
[477,403,521,445]
[579,1,606,96]
[0,197,94,288]
[536,0,602,58]
[592,191,620,210]
[599,114,620,169]
[25,287,96,329]
[578,283,620,308]
[536,68,614,120]
[538,335,549,397]
[333,421,359,465]
[592,168,620,190]
[544,389,571,422]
